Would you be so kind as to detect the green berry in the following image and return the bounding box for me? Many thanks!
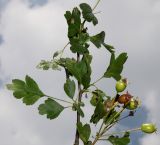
[116,79,127,92]
[141,123,157,134]
[126,98,138,110]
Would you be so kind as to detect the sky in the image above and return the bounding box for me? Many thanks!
[0,0,160,145]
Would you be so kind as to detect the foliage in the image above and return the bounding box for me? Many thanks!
[77,122,91,143]
[6,1,156,145]
[38,98,64,119]
[107,132,130,145]
[7,75,44,105]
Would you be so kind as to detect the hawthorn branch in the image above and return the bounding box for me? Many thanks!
[74,0,102,144]
[92,0,101,11]
[59,42,70,58]
[45,95,73,104]
[73,53,82,145]
[101,127,141,137]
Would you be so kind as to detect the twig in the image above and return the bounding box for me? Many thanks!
[73,53,82,145]
[101,127,141,137]
[45,95,73,104]
[59,42,70,58]
[90,76,103,86]
[92,0,101,11]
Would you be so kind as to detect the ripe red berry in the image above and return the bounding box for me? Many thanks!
[117,93,132,104]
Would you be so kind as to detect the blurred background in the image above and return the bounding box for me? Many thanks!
[0,0,160,145]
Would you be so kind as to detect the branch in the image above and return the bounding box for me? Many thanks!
[92,0,101,11]
[45,95,73,104]
[73,53,82,145]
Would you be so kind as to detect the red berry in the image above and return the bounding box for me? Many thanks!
[118,93,132,104]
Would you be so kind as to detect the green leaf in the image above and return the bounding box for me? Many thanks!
[23,95,41,105]
[64,7,81,37]
[69,33,89,54]
[53,50,62,58]
[57,57,75,69]
[6,75,44,105]
[64,78,76,99]
[90,31,115,53]
[76,105,84,117]
[90,101,106,124]
[92,89,108,99]
[72,103,84,117]
[103,109,120,125]
[36,60,61,71]
[25,75,43,95]
[38,98,64,119]
[7,79,25,92]
[107,132,130,145]
[80,3,98,25]
[104,53,128,81]
[65,59,87,83]
[103,43,115,53]
[65,54,92,89]
[84,141,92,145]
[81,54,92,89]
[90,31,105,48]
[90,89,107,107]
[13,91,27,99]
[77,122,91,143]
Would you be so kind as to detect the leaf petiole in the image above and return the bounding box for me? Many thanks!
[101,127,141,137]
[90,76,103,86]
[45,95,73,104]
[92,0,101,11]
[59,42,70,58]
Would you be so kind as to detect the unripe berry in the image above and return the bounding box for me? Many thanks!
[141,123,157,134]
[126,98,139,110]
[116,79,127,92]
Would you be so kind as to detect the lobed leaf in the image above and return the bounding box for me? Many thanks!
[80,3,98,25]
[77,122,91,143]
[64,78,76,99]
[65,54,92,89]
[107,132,130,145]
[53,50,62,58]
[90,101,106,124]
[64,7,81,38]
[6,75,44,105]
[81,54,92,89]
[38,98,64,120]
[104,53,128,81]
[36,60,61,71]
[90,31,105,48]
[103,43,115,53]
[69,33,90,54]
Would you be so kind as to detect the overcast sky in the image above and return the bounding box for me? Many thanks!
[0,0,160,145]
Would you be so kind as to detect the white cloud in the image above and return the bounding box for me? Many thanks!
[0,1,75,145]
[142,91,159,123]
[0,0,160,145]
[152,1,160,15]
[139,91,160,145]
[0,0,67,76]
[140,135,160,145]
[0,90,45,145]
